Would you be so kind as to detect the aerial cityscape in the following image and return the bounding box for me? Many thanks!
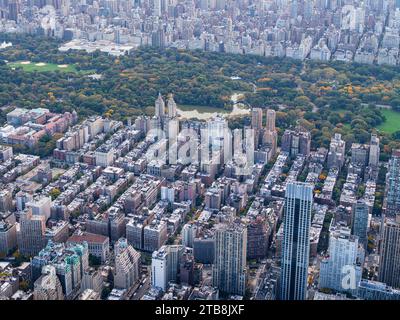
[0,0,400,304]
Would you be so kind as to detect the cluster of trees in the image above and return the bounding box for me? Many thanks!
[0,33,399,158]
[10,133,62,158]
[0,34,254,121]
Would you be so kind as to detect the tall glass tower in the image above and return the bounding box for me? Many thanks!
[379,215,400,288]
[280,182,313,300]
[385,150,400,215]
[212,220,247,296]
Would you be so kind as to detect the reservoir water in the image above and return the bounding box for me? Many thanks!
[176,93,250,120]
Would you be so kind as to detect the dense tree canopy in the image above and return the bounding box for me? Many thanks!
[0,33,399,155]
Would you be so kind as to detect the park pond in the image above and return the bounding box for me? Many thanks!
[176,93,250,120]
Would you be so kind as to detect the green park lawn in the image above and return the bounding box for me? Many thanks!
[8,61,82,73]
[377,109,400,134]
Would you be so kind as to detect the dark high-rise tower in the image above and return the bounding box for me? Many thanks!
[385,150,400,215]
[379,215,400,288]
[280,182,313,300]
[212,220,247,296]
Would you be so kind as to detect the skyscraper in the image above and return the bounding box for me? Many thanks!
[280,182,313,300]
[212,220,247,296]
[215,0,226,10]
[246,216,268,260]
[351,143,369,167]
[378,215,400,288]
[8,0,20,22]
[327,133,346,170]
[368,134,380,168]
[0,189,13,213]
[17,209,47,257]
[251,108,263,148]
[151,245,184,291]
[151,27,166,48]
[0,219,17,255]
[281,128,311,157]
[31,241,89,298]
[385,150,400,215]
[352,200,370,248]
[33,265,64,301]
[262,109,278,156]
[26,196,52,221]
[153,0,162,16]
[266,108,276,132]
[182,223,198,248]
[251,108,263,130]
[205,115,230,165]
[167,93,177,118]
[319,222,362,293]
[151,247,168,291]
[155,92,165,118]
[114,238,141,290]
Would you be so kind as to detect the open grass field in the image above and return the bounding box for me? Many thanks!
[377,109,400,134]
[8,61,81,73]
